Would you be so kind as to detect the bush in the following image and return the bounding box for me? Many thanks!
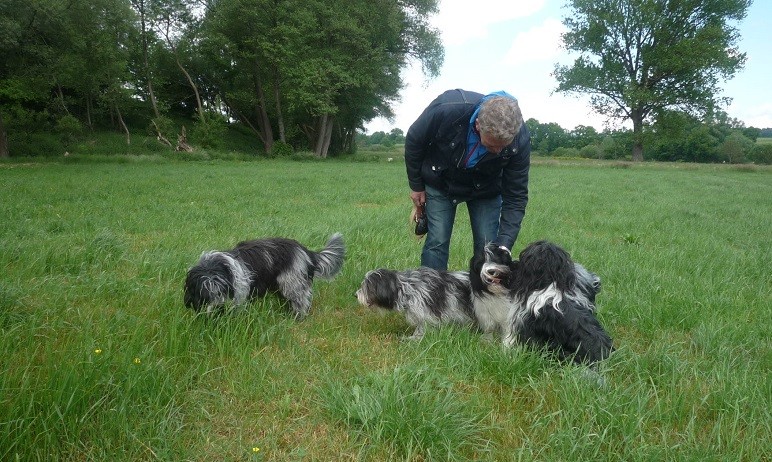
[578,144,603,159]
[748,143,772,165]
[148,116,175,142]
[269,140,294,158]
[718,132,754,164]
[551,146,580,158]
[54,114,83,145]
[7,132,65,157]
[191,115,227,148]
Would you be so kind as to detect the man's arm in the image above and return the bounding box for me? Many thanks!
[496,125,531,249]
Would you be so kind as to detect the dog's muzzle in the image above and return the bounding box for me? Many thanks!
[481,264,507,286]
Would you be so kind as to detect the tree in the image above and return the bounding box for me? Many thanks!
[719,130,753,163]
[554,0,750,161]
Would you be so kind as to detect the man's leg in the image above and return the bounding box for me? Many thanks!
[467,194,502,255]
[421,185,457,270]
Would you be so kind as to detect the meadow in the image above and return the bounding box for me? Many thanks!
[0,156,770,461]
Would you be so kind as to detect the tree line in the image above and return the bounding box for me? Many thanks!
[360,116,772,164]
[0,0,443,158]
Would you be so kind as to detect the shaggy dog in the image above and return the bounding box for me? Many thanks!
[184,233,344,319]
[356,267,476,340]
[470,241,613,365]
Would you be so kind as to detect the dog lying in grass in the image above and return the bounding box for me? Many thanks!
[470,240,612,365]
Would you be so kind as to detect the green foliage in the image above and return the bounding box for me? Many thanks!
[719,131,754,163]
[269,140,294,158]
[148,116,176,141]
[555,0,752,159]
[6,132,66,157]
[749,143,772,164]
[191,115,228,149]
[54,114,84,144]
[578,144,603,159]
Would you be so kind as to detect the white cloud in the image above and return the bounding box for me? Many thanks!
[433,0,547,45]
[728,102,772,128]
[502,18,567,66]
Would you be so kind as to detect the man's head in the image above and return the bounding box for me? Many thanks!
[475,96,523,153]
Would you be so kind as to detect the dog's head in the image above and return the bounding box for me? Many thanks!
[356,269,404,311]
[469,243,513,295]
[184,253,236,314]
[515,240,577,293]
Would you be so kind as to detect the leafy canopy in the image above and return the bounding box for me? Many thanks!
[554,0,750,126]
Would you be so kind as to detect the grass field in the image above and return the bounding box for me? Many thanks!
[1,156,770,461]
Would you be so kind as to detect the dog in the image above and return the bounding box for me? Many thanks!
[184,233,344,319]
[470,240,612,365]
[356,267,476,340]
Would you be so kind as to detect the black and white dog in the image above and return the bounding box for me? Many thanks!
[470,240,613,365]
[356,267,475,340]
[184,233,345,319]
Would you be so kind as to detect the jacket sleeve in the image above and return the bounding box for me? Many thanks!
[404,105,437,192]
[496,124,531,249]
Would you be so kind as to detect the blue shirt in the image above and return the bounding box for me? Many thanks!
[461,91,517,168]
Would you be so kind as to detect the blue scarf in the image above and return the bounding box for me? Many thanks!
[461,91,517,168]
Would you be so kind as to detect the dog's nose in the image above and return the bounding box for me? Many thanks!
[485,268,499,277]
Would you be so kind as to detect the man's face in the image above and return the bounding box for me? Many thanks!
[476,121,510,154]
[480,131,509,154]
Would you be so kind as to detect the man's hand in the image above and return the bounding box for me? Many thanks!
[410,190,426,207]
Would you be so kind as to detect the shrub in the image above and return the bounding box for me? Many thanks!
[54,114,83,145]
[551,146,580,158]
[748,143,772,165]
[7,132,65,157]
[718,132,754,164]
[191,114,227,148]
[579,144,603,159]
[269,140,294,158]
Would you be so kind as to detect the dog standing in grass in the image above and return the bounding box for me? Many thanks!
[356,267,476,340]
[184,233,344,319]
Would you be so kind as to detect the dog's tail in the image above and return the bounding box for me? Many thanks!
[313,232,345,280]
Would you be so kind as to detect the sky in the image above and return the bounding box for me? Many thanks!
[365,0,772,134]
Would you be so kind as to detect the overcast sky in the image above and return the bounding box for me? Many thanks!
[365,0,772,134]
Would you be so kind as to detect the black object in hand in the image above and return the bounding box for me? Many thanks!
[414,205,428,236]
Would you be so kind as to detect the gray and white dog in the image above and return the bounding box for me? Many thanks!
[356,267,476,340]
[356,265,517,340]
[184,233,344,319]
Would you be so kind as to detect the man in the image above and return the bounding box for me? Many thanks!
[405,89,531,270]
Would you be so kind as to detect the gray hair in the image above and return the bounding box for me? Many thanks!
[476,96,523,142]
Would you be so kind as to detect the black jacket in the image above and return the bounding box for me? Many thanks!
[404,89,531,248]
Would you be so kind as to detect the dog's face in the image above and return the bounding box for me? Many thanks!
[516,240,577,292]
[471,243,514,295]
[184,261,235,313]
[356,269,402,311]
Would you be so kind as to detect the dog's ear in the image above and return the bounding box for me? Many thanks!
[369,270,400,309]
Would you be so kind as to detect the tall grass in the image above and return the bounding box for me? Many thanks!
[0,158,769,460]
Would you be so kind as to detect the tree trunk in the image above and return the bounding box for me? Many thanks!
[175,56,205,123]
[115,104,130,145]
[0,111,9,158]
[56,84,70,115]
[631,109,644,162]
[138,0,161,119]
[314,114,334,158]
[273,74,286,143]
[85,94,94,131]
[253,59,273,153]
